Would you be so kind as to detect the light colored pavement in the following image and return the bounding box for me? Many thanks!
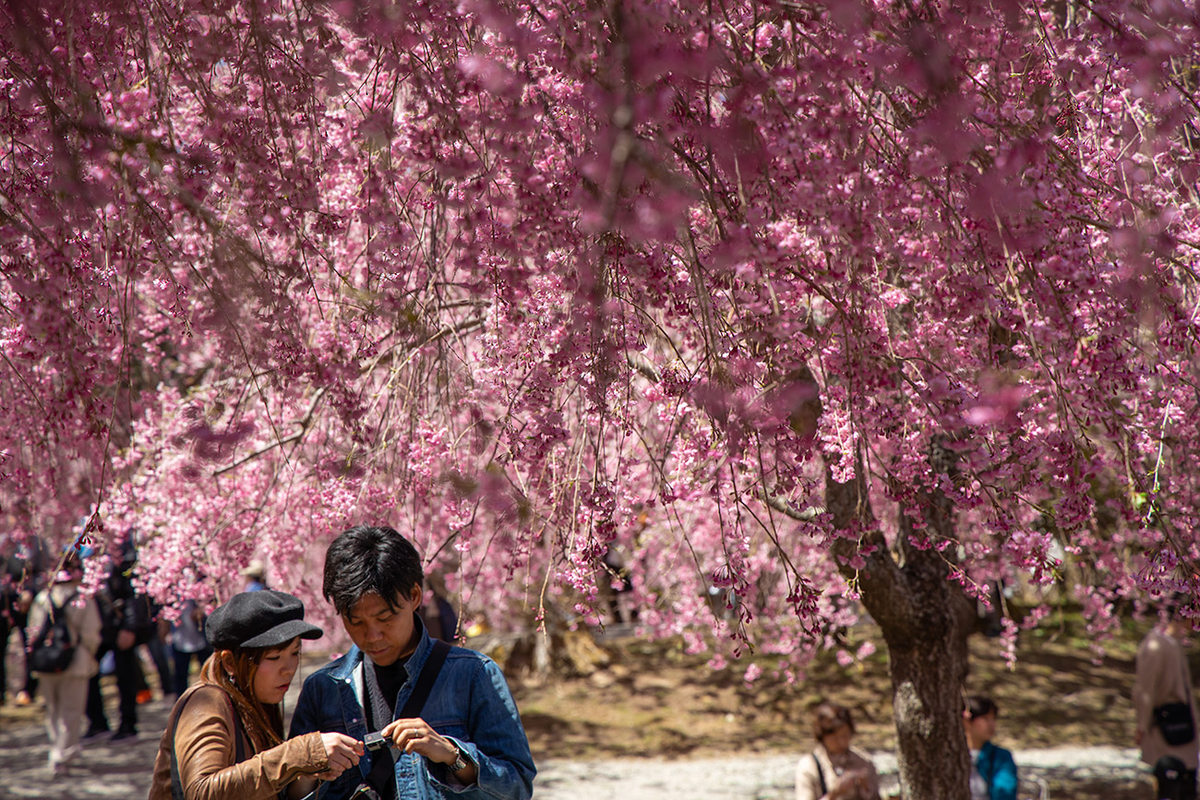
[0,691,1152,800]
[0,641,1151,800]
[530,747,1150,799]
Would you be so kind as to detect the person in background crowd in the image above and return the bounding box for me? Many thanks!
[170,598,213,697]
[796,701,881,800]
[240,560,269,592]
[27,551,102,778]
[144,604,174,701]
[83,568,118,739]
[1135,595,1198,800]
[148,590,363,800]
[87,532,158,742]
[417,568,459,643]
[10,541,48,706]
[0,565,19,704]
[963,695,1018,800]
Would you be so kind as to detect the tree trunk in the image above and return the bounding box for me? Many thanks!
[825,451,976,800]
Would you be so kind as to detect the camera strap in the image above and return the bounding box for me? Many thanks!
[363,639,452,800]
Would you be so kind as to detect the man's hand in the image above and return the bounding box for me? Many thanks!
[381,718,477,784]
[314,732,363,780]
[116,629,136,650]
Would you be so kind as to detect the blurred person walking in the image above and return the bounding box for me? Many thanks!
[10,543,48,706]
[240,560,269,592]
[170,598,212,697]
[26,551,101,778]
[148,590,362,800]
[1135,596,1198,800]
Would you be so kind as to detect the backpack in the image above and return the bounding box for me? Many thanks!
[29,592,78,674]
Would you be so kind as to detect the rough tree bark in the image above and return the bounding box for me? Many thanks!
[824,448,976,800]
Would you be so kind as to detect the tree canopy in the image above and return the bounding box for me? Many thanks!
[3,0,1198,718]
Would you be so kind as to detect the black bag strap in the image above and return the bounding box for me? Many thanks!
[363,639,452,800]
[400,639,451,719]
[169,689,249,800]
[813,751,827,796]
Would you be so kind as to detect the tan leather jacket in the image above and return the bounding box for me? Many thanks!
[148,684,328,800]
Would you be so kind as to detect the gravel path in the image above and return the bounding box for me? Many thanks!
[531,746,1149,799]
[0,690,1151,800]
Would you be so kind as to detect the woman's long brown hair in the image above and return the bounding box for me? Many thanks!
[198,642,289,753]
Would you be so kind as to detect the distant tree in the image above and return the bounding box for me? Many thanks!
[3,1,1199,796]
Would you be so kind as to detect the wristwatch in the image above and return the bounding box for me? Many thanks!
[448,742,468,772]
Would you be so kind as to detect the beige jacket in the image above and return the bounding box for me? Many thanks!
[148,684,329,800]
[796,743,881,800]
[1134,627,1199,769]
[26,581,101,679]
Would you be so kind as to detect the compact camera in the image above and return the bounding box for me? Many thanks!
[363,732,388,752]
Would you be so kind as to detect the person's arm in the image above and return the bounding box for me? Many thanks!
[77,596,103,657]
[422,657,535,799]
[174,687,331,800]
[1133,636,1162,745]
[795,753,822,800]
[25,593,46,643]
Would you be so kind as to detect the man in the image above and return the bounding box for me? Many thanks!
[87,533,158,742]
[962,695,1017,800]
[1135,596,1198,800]
[289,525,535,800]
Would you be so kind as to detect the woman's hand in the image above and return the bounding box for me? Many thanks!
[315,732,363,780]
[828,768,869,800]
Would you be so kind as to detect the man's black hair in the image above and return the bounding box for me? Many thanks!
[323,525,424,616]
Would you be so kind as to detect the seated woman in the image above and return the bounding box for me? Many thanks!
[963,695,1018,800]
[149,590,364,800]
[796,701,881,800]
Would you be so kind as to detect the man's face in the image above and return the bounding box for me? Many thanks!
[341,587,422,667]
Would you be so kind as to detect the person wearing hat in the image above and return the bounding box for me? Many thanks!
[240,559,268,592]
[148,590,364,800]
[27,551,102,778]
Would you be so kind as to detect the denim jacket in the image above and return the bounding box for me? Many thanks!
[289,615,535,800]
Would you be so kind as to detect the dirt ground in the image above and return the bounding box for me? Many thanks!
[505,616,1163,799]
[0,613,1169,799]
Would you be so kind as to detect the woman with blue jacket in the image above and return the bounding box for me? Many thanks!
[963,696,1018,800]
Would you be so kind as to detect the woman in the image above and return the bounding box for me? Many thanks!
[149,590,363,800]
[27,552,102,778]
[963,695,1018,800]
[796,701,881,800]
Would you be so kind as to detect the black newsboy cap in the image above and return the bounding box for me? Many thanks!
[206,590,323,651]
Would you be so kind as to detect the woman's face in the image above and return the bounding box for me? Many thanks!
[822,723,854,755]
[964,710,997,745]
[252,637,301,705]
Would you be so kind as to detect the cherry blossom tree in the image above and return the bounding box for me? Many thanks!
[3,0,1199,796]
